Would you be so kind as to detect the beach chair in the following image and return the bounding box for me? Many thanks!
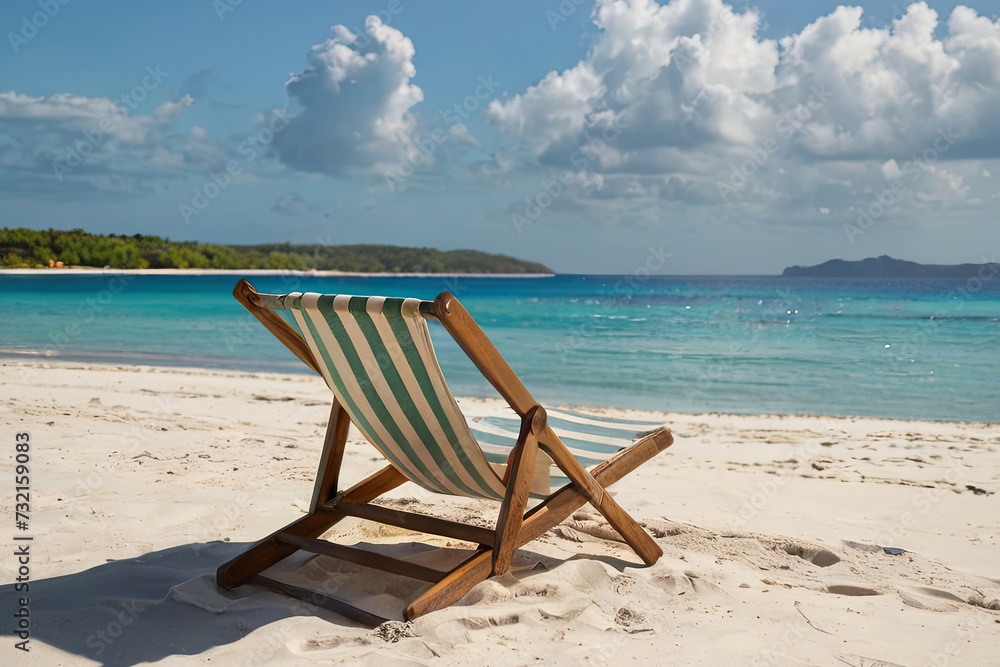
[216,279,673,624]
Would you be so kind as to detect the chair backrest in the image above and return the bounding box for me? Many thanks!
[282,292,508,500]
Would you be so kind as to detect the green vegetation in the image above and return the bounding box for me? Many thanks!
[0,228,552,274]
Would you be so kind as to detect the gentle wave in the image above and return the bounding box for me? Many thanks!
[2,273,997,421]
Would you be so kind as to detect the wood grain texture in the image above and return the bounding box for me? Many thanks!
[402,429,673,618]
[433,291,537,417]
[275,533,446,583]
[216,464,406,589]
[309,398,350,513]
[520,429,672,550]
[335,501,496,547]
[540,425,662,565]
[404,548,493,621]
[492,407,541,575]
[233,279,321,374]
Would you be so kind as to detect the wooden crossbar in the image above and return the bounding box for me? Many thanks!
[333,501,496,547]
[274,533,445,583]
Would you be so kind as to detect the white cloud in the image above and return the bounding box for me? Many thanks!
[486,0,1000,220]
[272,16,424,177]
[882,159,902,179]
[487,65,606,163]
[0,89,204,193]
[271,193,309,216]
[154,96,195,123]
[447,123,480,147]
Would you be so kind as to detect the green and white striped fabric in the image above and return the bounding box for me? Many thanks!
[285,292,508,500]
[279,292,666,500]
[467,409,665,490]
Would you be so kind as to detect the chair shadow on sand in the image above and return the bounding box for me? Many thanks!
[0,538,627,666]
[0,541,366,666]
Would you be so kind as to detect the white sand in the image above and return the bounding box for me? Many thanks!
[1,360,998,665]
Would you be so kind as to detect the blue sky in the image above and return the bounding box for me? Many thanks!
[2,0,998,273]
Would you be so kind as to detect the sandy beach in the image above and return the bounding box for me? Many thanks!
[1,360,998,665]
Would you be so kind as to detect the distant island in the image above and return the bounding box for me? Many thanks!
[783,255,998,278]
[0,228,552,274]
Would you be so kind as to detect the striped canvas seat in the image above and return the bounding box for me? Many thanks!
[283,292,663,499]
[285,292,509,499]
[468,409,665,490]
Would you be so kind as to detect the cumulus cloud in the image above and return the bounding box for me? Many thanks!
[271,16,424,177]
[0,90,203,193]
[486,0,1000,217]
[271,193,310,216]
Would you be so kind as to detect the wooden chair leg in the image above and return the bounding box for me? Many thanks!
[233,279,320,374]
[540,428,663,565]
[525,431,669,552]
[405,548,493,620]
[217,464,407,589]
[404,432,670,620]
[218,512,344,590]
[491,409,540,575]
[310,399,350,512]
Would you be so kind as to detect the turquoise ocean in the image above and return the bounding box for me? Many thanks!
[1,273,997,422]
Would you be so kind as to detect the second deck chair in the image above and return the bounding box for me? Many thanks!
[217,279,673,624]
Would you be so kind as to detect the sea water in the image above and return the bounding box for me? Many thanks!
[1,273,997,422]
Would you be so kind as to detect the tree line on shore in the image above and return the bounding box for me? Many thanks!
[0,228,552,274]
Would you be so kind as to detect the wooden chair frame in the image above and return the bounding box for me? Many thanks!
[216,279,673,624]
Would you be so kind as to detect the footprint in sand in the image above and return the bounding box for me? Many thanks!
[780,541,841,567]
[897,587,960,612]
[651,571,700,595]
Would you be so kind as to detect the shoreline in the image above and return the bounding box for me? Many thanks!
[0,267,556,278]
[3,356,996,426]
